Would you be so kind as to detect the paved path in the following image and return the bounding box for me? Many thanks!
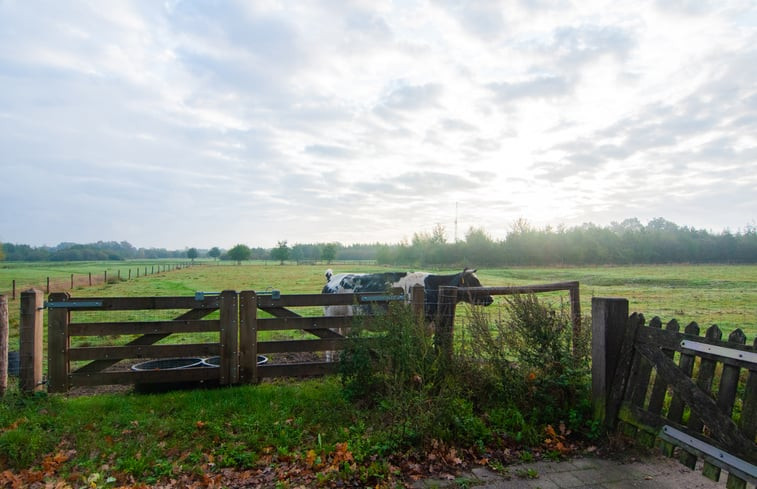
[415,455,731,488]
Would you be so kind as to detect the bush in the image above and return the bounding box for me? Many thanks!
[458,294,594,437]
[339,294,595,454]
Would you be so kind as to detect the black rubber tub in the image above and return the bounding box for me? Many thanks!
[131,357,209,393]
[201,355,268,367]
[130,357,205,371]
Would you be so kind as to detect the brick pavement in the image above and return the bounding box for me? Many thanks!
[414,455,733,489]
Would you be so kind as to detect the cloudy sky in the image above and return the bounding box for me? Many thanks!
[1,1,755,250]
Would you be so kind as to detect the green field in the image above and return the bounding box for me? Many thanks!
[1,261,756,342]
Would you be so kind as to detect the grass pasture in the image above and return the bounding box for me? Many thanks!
[1,261,756,343]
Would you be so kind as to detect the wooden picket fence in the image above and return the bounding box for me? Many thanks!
[592,298,757,488]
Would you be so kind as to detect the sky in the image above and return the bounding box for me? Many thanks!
[1,1,756,250]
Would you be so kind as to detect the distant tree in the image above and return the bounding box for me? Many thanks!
[208,247,221,261]
[321,243,337,263]
[187,248,198,262]
[0,243,4,261]
[227,244,251,265]
[271,240,290,265]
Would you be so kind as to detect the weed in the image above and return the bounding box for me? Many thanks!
[515,467,539,479]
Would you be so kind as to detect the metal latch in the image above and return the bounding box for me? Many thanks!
[659,425,756,483]
[680,340,757,365]
[360,294,405,302]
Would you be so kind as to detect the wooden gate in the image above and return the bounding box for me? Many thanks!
[46,290,239,392]
[35,289,415,392]
[592,298,757,487]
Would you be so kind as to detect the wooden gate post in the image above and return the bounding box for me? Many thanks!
[20,289,44,394]
[591,297,629,426]
[47,292,70,393]
[219,290,239,385]
[0,295,8,396]
[239,291,259,384]
[411,284,425,324]
[569,283,582,360]
[435,286,458,362]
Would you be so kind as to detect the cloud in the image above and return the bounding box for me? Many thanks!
[487,75,572,102]
[1,0,755,248]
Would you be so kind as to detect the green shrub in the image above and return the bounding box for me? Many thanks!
[339,294,595,451]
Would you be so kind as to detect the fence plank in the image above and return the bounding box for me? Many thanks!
[255,316,352,332]
[69,367,219,387]
[629,317,660,407]
[47,292,70,393]
[69,343,220,362]
[69,320,221,336]
[647,319,680,414]
[258,307,345,339]
[256,292,399,308]
[625,317,660,444]
[239,291,258,384]
[727,335,757,489]
[682,325,722,470]
[219,290,238,385]
[711,329,746,485]
[56,296,220,311]
[664,321,700,457]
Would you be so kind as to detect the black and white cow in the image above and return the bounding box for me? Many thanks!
[321,268,493,320]
[320,268,492,360]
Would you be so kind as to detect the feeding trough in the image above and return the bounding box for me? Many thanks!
[201,355,268,367]
[131,357,205,371]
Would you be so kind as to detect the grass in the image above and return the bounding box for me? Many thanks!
[2,262,756,344]
[0,378,367,484]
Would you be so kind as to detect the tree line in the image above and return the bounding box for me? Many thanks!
[373,218,757,267]
[2,217,756,266]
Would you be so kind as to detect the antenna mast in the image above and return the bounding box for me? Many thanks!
[454,202,459,242]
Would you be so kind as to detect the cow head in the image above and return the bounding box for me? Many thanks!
[457,268,493,306]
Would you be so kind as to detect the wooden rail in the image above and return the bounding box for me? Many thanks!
[441,281,582,359]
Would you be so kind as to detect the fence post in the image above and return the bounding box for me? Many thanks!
[88,272,92,286]
[219,290,239,385]
[435,286,458,362]
[569,282,582,360]
[12,280,15,300]
[0,295,7,396]
[20,289,44,394]
[591,297,629,426]
[239,291,258,384]
[47,292,70,393]
[411,284,425,324]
